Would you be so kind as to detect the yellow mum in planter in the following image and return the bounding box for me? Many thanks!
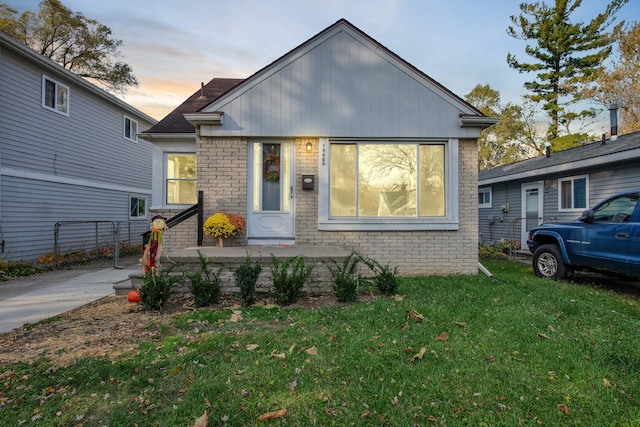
[203,213,245,238]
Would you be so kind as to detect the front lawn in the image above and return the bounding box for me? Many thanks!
[1,259,639,426]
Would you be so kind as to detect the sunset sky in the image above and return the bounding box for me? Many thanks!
[10,0,640,134]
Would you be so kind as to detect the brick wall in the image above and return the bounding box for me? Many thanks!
[197,136,249,247]
[162,136,479,276]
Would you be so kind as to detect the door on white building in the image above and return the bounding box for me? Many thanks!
[521,182,544,244]
[247,141,295,245]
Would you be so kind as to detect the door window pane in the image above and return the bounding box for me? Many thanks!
[262,144,281,211]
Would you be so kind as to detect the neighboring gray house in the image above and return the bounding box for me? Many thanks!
[0,31,157,262]
[478,130,640,248]
[141,19,497,276]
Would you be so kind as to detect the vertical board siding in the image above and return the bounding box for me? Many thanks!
[1,46,155,261]
[211,29,468,138]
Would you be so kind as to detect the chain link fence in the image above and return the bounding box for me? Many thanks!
[53,220,149,268]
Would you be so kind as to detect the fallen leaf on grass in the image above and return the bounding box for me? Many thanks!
[556,403,570,415]
[409,346,427,362]
[270,351,286,359]
[455,322,467,328]
[603,377,611,388]
[406,309,424,322]
[167,365,183,376]
[434,331,449,341]
[305,346,318,356]
[229,310,243,323]
[537,332,550,339]
[192,409,208,427]
[246,344,259,351]
[258,409,288,420]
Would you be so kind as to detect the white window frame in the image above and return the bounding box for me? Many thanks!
[165,152,197,205]
[41,75,69,116]
[124,116,138,142]
[478,187,492,208]
[558,175,589,212]
[318,138,459,231]
[129,195,147,219]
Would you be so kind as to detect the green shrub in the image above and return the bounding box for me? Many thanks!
[269,255,314,305]
[139,265,181,311]
[478,243,507,259]
[184,251,222,307]
[361,257,399,295]
[324,252,360,302]
[234,254,262,306]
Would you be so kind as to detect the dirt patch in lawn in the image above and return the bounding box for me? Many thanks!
[0,292,371,367]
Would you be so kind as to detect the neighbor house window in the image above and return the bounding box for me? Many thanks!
[319,139,459,231]
[558,175,588,211]
[124,116,138,142]
[166,153,196,204]
[130,196,146,218]
[42,75,69,115]
[478,187,492,208]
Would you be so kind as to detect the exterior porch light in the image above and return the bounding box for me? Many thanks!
[306,141,313,152]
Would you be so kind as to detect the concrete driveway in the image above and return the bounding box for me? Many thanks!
[0,259,139,333]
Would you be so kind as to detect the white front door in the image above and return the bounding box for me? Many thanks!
[247,141,295,245]
[521,182,544,244]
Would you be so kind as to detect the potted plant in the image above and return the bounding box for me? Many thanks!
[202,212,246,247]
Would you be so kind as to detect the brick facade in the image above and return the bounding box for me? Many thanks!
[158,137,479,276]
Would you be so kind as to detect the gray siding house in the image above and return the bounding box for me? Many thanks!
[0,31,157,262]
[478,130,640,248]
[142,19,497,276]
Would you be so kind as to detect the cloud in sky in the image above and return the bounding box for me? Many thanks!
[9,0,640,133]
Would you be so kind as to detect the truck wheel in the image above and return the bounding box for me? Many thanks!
[532,244,569,280]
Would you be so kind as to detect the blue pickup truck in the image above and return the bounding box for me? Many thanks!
[527,190,640,280]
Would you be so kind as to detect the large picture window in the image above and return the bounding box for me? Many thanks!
[166,153,196,204]
[558,175,588,211]
[320,139,458,231]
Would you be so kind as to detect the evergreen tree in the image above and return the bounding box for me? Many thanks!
[507,0,627,148]
[0,0,137,94]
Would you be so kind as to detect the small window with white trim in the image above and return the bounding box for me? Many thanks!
[130,196,146,218]
[558,175,588,211]
[42,75,69,115]
[478,187,492,208]
[124,116,138,142]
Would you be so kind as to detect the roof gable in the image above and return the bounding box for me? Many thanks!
[199,19,491,138]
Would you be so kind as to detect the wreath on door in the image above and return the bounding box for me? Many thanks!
[263,151,281,182]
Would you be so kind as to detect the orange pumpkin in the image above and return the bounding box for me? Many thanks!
[127,290,141,303]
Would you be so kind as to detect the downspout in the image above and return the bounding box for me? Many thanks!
[478,262,498,280]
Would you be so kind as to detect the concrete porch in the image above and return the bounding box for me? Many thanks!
[116,245,353,296]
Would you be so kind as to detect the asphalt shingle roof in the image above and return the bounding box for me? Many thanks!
[142,78,244,134]
[479,131,640,183]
